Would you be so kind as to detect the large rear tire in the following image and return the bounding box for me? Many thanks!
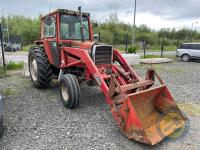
[28,45,52,88]
[59,74,80,109]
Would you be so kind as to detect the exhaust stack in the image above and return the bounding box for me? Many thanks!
[78,6,85,42]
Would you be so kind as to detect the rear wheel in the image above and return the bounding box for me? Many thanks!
[182,54,191,62]
[59,74,80,109]
[28,46,52,88]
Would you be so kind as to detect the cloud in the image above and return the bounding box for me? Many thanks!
[0,0,200,29]
[137,0,200,20]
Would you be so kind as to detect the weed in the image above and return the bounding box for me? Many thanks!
[22,45,32,52]
[178,102,200,117]
[6,61,24,70]
[0,68,6,78]
[2,88,18,97]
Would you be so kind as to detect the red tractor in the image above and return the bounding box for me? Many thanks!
[28,7,186,145]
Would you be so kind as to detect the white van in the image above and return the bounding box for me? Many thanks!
[176,43,200,62]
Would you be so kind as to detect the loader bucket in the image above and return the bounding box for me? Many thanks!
[113,85,186,145]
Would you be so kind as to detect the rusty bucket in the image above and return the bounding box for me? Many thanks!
[112,85,186,145]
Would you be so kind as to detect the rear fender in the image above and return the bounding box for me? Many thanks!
[41,40,55,65]
[34,40,55,65]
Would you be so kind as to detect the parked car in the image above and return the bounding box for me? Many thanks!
[176,43,200,62]
[0,94,3,137]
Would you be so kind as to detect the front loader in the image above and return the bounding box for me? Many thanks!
[28,8,186,145]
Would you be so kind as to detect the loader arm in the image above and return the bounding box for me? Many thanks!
[61,47,143,104]
[62,47,112,103]
[61,47,186,145]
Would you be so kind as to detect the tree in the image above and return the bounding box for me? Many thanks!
[1,15,40,45]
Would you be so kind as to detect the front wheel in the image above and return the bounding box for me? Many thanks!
[59,74,80,109]
[182,54,191,62]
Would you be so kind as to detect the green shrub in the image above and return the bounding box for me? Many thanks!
[22,45,32,52]
[100,30,114,44]
[128,46,138,54]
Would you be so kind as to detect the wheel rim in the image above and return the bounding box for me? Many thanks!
[61,83,69,102]
[183,55,189,62]
[30,58,38,81]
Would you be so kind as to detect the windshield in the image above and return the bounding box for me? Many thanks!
[60,14,89,40]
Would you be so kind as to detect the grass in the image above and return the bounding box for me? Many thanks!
[6,61,24,70]
[141,54,176,60]
[22,45,32,52]
[0,61,24,78]
[2,88,18,97]
[0,68,6,78]
[114,45,177,52]
[147,45,177,52]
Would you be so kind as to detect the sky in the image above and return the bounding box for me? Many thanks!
[0,0,200,30]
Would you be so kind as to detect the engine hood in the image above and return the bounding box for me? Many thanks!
[70,41,94,51]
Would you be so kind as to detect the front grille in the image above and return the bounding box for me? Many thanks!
[92,45,113,65]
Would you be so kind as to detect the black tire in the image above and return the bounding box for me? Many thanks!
[182,54,191,62]
[59,74,80,109]
[0,117,3,138]
[28,45,52,88]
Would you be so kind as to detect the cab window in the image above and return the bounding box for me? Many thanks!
[179,44,188,49]
[190,44,199,50]
[43,17,56,37]
[60,14,89,40]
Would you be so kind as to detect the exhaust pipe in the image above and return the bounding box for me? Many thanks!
[78,6,85,42]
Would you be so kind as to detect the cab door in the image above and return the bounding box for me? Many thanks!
[42,16,60,67]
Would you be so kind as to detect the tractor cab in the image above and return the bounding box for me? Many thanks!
[37,9,98,67]
[40,9,93,43]
[37,8,112,68]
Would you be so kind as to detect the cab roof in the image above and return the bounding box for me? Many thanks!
[42,9,90,19]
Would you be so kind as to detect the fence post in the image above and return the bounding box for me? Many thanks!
[161,35,164,58]
[143,39,146,59]
[176,37,180,49]
[125,34,128,53]
[0,24,6,71]
[98,31,101,43]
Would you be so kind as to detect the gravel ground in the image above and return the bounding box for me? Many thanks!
[0,60,200,150]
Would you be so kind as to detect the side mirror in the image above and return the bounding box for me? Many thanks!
[93,34,99,42]
[45,17,55,26]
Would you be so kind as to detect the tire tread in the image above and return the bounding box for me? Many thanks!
[28,45,52,88]
[59,74,80,109]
